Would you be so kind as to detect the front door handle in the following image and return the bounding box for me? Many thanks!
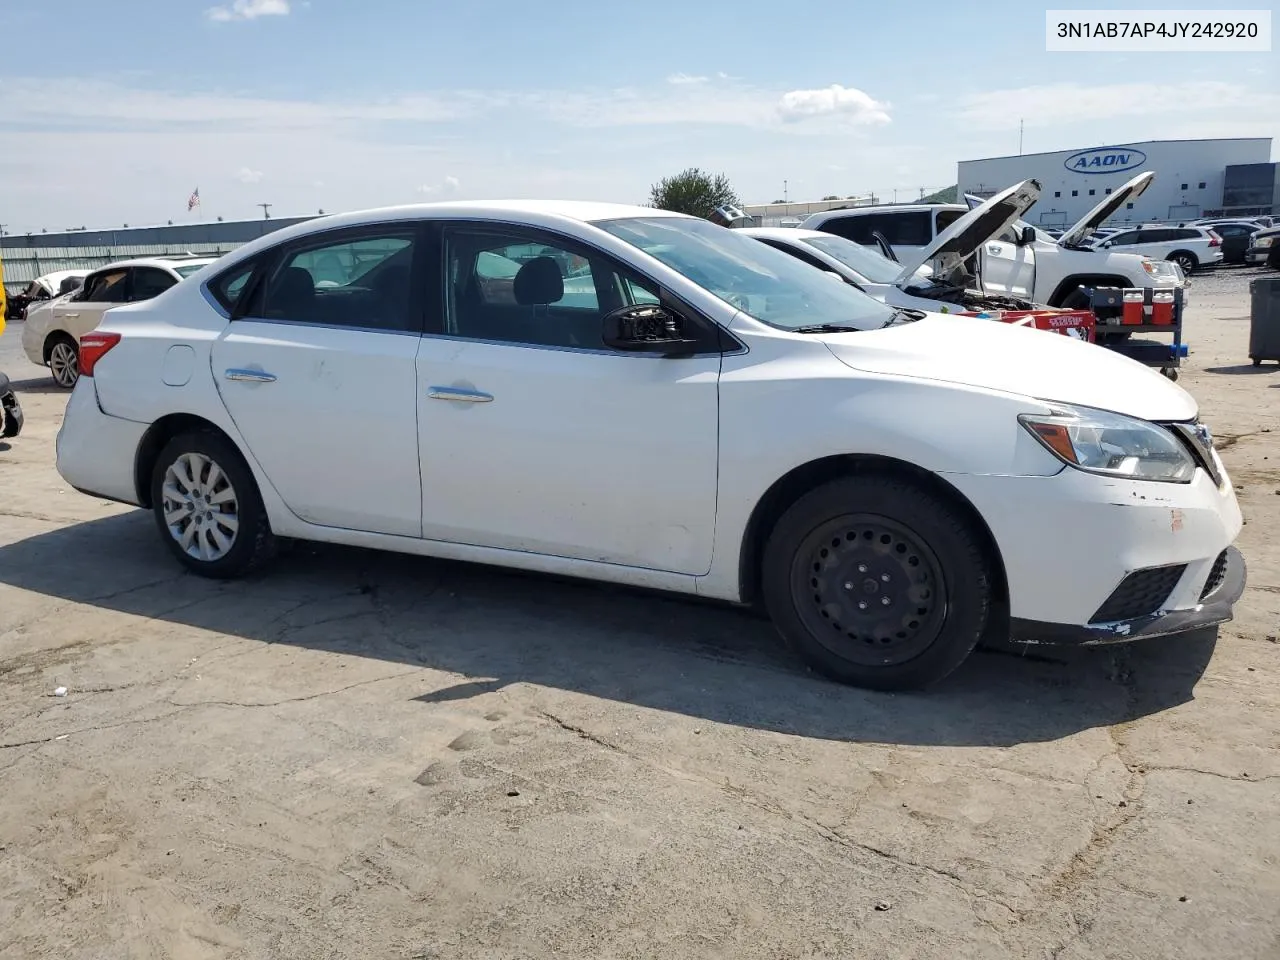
[225,368,277,383]
[62,312,80,318]
[428,386,492,403]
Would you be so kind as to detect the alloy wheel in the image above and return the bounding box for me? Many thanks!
[161,452,241,562]
[49,341,79,388]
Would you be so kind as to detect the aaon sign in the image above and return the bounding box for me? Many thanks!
[1063,147,1148,175]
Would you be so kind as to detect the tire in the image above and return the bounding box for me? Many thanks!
[46,335,80,389]
[1058,288,1091,310]
[1168,252,1198,274]
[150,431,276,578]
[761,474,992,690]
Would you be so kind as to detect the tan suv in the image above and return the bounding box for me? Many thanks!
[22,256,216,388]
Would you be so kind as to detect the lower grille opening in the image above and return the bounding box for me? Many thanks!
[1090,564,1187,623]
[1200,550,1229,600]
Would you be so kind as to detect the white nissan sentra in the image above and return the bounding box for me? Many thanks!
[55,201,1245,690]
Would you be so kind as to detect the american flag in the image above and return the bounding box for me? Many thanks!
[187,187,200,211]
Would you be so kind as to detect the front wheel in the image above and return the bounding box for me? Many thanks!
[150,431,276,578]
[47,336,79,389]
[762,475,993,690]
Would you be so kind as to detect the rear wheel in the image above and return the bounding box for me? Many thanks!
[1169,252,1198,274]
[150,431,275,578]
[761,475,992,690]
[46,335,79,389]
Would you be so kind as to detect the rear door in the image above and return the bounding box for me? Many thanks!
[210,224,426,537]
[976,231,1036,298]
[54,267,129,341]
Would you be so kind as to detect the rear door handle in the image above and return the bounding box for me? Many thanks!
[62,312,80,318]
[428,386,492,403]
[225,368,277,383]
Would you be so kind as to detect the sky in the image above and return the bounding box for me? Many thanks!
[0,0,1276,233]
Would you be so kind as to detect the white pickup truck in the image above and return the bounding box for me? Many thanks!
[801,172,1186,310]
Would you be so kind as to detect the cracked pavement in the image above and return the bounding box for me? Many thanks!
[2,267,1279,959]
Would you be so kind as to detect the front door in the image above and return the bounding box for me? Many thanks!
[978,233,1037,298]
[210,225,425,538]
[416,223,722,575]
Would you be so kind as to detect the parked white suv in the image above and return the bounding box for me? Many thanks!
[1091,226,1223,274]
[745,180,1064,313]
[23,256,217,388]
[802,173,1183,309]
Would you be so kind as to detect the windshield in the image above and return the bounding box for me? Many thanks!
[799,234,902,284]
[596,217,895,331]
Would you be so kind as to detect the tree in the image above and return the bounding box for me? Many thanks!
[649,167,740,220]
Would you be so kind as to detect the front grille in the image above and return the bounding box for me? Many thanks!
[1200,550,1229,600]
[1090,564,1187,623]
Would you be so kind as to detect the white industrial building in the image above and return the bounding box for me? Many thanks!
[958,138,1277,227]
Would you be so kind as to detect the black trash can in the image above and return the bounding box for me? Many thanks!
[1250,277,1280,366]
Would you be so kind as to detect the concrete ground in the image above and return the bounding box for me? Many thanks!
[2,266,1279,960]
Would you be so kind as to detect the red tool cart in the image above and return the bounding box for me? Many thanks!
[1084,286,1187,381]
[956,308,1097,343]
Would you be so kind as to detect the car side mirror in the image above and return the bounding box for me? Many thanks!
[1100,240,1113,249]
[1018,225,1036,246]
[601,304,698,356]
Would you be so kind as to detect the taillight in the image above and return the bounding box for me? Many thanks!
[1208,231,1222,247]
[79,331,122,377]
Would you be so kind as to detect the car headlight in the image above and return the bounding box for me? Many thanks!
[1020,404,1196,483]
[1140,259,1159,275]
[1256,236,1274,248]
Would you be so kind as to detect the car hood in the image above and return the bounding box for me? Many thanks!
[1057,171,1156,246]
[819,313,1197,422]
[893,180,1041,287]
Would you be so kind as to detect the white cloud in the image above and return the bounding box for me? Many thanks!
[778,84,891,124]
[958,81,1271,129]
[236,166,263,183]
[417,175,460,195]
[667,73,709,85]
[207,0,289,22]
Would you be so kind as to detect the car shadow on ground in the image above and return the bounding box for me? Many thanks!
[7,377,63,395]
[1205,364,1280,376]
[0,512,1219,749]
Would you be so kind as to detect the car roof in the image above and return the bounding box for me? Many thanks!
[91,256,219,273]
[739,227,828,241]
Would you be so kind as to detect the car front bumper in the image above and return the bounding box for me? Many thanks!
[1245,247,1273,265]
[56,377,148,505]
[943,455,1244,645]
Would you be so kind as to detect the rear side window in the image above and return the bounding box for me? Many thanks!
[818,211,932,247]
[1176,229,1203,240]
[249,230,418,332]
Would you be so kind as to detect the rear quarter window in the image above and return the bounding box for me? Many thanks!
[208,260,259,314]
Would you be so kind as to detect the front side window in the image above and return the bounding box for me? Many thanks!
[130,267,177,302]
[1107,231,1140,246]
[598,216,896,332]
[82,269,129,303]
[443,227,657,349]
[251,231,417,331]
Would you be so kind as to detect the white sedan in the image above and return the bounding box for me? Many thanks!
[55,201,1245,690]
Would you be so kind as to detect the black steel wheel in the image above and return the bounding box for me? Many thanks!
[792,516,947,668]
[762,474,993,690]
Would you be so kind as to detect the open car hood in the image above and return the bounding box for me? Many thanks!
[1056,171,1155,247]
[893,180,1041,287]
